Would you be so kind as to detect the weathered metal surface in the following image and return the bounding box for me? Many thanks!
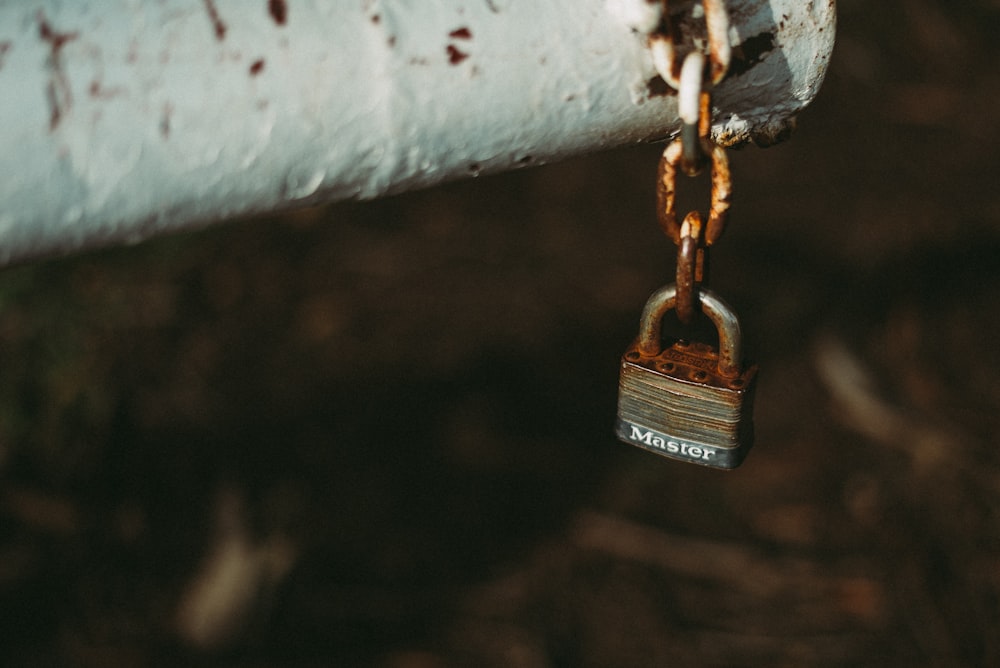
[0,0,835,266]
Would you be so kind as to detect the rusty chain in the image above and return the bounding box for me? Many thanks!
[649,0,732,324]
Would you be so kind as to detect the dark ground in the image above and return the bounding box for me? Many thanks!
[3,1,1000,665]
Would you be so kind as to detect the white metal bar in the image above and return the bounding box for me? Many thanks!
[0,0,835,266]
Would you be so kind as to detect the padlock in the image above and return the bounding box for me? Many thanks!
[616,283,757,469]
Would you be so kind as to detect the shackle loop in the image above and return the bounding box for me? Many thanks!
[636,283,743,378]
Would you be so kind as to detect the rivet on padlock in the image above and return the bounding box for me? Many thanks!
[615,283,757,469]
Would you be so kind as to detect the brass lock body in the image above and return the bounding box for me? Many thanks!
[616,284,757,469]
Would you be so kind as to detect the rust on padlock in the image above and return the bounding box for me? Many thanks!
[616,284,757,469]
[636,284,745,378]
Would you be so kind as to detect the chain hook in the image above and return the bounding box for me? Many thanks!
[649,0,732,92]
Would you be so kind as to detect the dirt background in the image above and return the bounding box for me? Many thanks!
[3,1,1000,665]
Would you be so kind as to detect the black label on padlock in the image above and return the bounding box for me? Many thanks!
[615,418,748,469]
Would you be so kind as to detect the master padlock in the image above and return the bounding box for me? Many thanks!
[616,283,757,469]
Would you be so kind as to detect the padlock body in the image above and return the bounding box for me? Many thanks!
[616,338,757,469]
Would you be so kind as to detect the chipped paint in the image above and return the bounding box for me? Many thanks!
[0,41,12,70]
[203,0,227,41]
[268,0,288,26]
[446,44,469,65]
[37,11,78,131]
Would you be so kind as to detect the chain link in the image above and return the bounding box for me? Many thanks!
[675,212,705,324]
[655,136,732,248]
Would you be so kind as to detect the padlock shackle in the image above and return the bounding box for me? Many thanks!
[637,284,743,378]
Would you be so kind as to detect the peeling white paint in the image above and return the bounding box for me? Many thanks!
[0,0,835,266]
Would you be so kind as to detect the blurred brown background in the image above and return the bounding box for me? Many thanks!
[2,0,1000,665]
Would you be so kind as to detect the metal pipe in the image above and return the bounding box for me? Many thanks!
[0,0,835,266]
